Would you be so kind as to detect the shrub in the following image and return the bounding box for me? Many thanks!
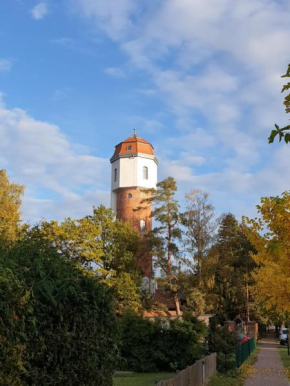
[118,311,207,372]
[208,317,238,373]
[0,237,118,386]
[0,267,30,386]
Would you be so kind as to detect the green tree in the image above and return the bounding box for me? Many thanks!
[180,189,218,286]
[31,205,142,313]
[0,169,24,244]
[141,177,181,312]
[208,317,238,373]
[209,213,256,321]
[178,271,206,315]
[269,64,290,143]
[141,177,180,276]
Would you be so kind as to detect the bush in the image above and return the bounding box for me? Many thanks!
[0,237,118,386]
[0,267,30,386]
[208,317,238,373]
[118,311,207,372]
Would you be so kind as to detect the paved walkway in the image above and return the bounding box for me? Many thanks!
[244,332,290,386]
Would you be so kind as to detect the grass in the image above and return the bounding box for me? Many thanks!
[114,348,260,386]
[279,345,290,380]
[207,347,260,386]
[113,372,174,386]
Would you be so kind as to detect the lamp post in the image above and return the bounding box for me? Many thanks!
[287,311,290,356]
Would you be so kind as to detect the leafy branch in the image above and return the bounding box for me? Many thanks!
[269,64,290,144]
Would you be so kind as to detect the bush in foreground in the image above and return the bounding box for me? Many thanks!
[118,311,207,372]
[0,236,118,386]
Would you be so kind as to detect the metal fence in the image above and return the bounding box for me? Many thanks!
[155,353,217,386]
[236,337,256,368]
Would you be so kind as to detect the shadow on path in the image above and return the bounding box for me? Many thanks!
[244,332,290,386]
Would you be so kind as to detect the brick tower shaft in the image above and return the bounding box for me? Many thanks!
[110,132,158,278]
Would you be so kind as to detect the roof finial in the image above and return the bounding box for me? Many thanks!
[133,127,137,136]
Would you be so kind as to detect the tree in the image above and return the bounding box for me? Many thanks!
[141,177,181,312]
[268,64,290,144]
[0,169,24,244]
[30,205,142,313]
[141,177,180,276]
[208,317,238,373]
[180,189,218,285]
[177,271,206,314]
[209,213,256,321]
[244,192,290,313]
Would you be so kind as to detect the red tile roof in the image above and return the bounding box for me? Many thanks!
[111,134,155,160]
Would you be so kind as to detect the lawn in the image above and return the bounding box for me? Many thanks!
[207,347,260,386]
[279,345,290,380]
[113,372,174,386]
[114,348,260,386]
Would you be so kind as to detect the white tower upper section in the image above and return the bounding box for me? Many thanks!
[110,133,158,210]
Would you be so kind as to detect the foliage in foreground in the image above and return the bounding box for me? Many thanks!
[269,64,290,144]
[0,236,118,386]
[118,311,207,373]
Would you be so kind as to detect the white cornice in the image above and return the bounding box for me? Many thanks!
[110,152,159,165]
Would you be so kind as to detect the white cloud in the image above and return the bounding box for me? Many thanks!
[0,95,109,222]
[55,1,290,219]
[0,59,12,72]
[31,2,48,20]
[71,0,137,40]
[104,67,125,78]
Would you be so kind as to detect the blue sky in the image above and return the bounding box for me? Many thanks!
[1,0,290,223]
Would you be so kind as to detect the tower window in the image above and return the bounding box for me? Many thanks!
[126,145,132,151]
[127,193,132,199]
[140,220,146,233]
[114,168,117,182]
[143,166,148,180]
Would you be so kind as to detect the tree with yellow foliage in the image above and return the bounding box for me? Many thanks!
[0,169,24,244]
[31,205,142,313]
[244,192,290,312]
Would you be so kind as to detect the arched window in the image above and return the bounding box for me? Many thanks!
[143,166,148,180]
[140,220,146,233]
[114,168,117,182]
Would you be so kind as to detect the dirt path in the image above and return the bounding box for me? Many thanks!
[244,332,290,386]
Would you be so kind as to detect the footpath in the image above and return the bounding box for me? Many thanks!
[244,332,290,386]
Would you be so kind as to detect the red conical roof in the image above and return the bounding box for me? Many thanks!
[111,133,155,161]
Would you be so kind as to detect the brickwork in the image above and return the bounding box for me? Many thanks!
[116,186,153,277]
[116,187,152,232]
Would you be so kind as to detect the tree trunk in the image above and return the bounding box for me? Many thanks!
[174,293,181,316]
[246,282,250,322]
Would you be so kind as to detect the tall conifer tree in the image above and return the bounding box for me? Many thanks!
[141,177,181,312]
